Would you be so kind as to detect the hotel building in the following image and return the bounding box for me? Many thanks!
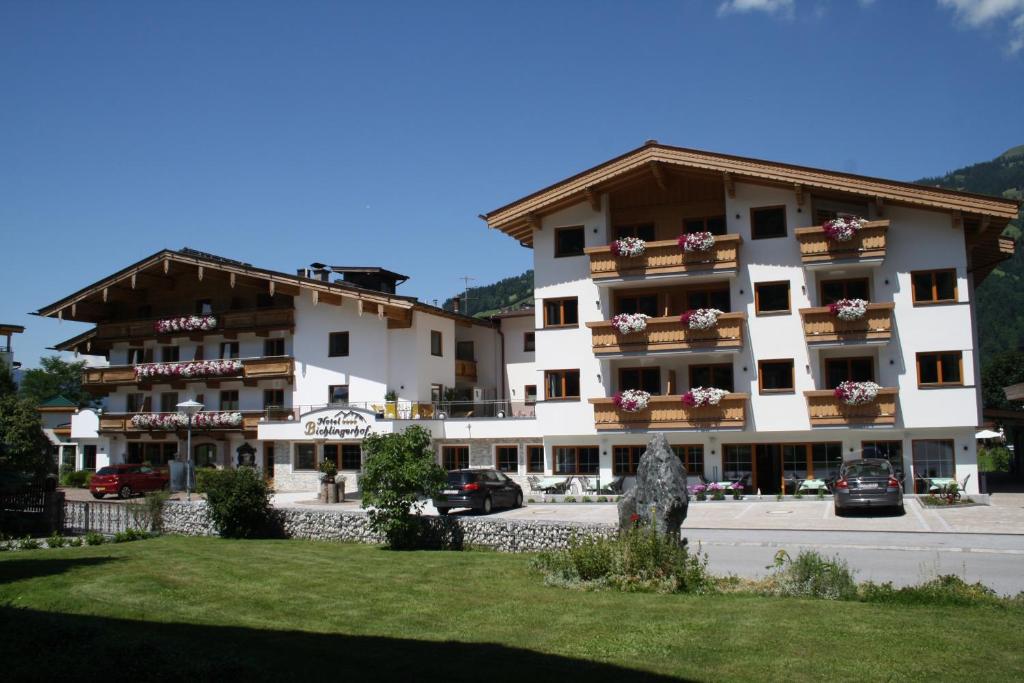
[39,142,1019,495]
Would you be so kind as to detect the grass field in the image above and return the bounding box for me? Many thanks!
[1,536,1022,681]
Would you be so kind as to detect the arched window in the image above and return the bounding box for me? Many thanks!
[194,443,218,468]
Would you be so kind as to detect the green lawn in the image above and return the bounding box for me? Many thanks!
[1,537,1021,682]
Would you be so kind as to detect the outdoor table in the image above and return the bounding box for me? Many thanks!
[537,477,567,492]
[798,479,829,492]
[927,477,956,492]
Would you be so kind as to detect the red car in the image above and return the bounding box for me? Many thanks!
[90,464,169,499]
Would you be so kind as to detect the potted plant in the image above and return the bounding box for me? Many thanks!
[384,390,398,419]
[319,457,339,503]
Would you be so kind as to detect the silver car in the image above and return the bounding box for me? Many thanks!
[833,458,904,516]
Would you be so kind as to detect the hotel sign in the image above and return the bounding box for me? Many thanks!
[303,409,374,440]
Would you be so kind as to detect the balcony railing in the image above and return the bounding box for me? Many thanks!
[82,356,294,389]
[455,359,478,381]
[98,410,263,433]
[589,393,749,431]
[263,400,536,421]
[804,388,899,426]
[794,220,888,265]
[94,307,294,342]
[585,235,742,281]
[799,303,894,345]
[587,313,745,356]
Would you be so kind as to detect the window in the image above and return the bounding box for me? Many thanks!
[161,346,179,362]
[441,445,469,470]
[328,332,349,357]
[672,445,705,478]
[689,364,734,392]
[195,299,213,315]
[554,226,585,257]
[264,338,285,356]
[613,446,644,475]
[863,441,904,480]
[294,443,316,471]
[523,332,535,352]
[911,269,957,304]
[127,347,144,365]
[917,352,963,387]
[913,439,955,479]
[219,390,239,411]
[495,445,518,472]
[820,278,870,305]
[614,223,656,240]
[159,392,179,413]
[82,445,97,471]
[220,341,239,359]
[684,215,727,236]
[430,330,443,357]
[191,444,215,468]
[524,385,537,405]
[322,444,340,470]
[755,281,791,314]
[811,443,843,481]
[263,389,284,409]
[615,293,659,317]
[543,298,579,327]
[545,370,580,400]
[554,446,599,475]
[328,385,349,405]
[126,393,145,413]
[431,383,444,404]
[758,359,795,393]
[723,445,753,482]
[751,206,787,239]
[824,357,875,388]
[684,287,731,313]
[527,445,545,473]
[782,444,809,480]
[619,367,661,394]
[341,444,361,470]
[456,341,475,362]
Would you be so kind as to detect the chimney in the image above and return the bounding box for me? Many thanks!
[453,299,460,314]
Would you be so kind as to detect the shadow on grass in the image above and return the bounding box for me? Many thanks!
[0,606,689,682]
[0,556,117,585]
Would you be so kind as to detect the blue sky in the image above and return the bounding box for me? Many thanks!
[2,0,1022,368]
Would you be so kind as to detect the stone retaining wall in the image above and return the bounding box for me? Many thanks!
[161,501,615,552]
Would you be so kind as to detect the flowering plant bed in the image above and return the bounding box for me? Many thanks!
[682,387,729,408]
[610,237,646,258]
[154,315,218,334]
[130,411,244,430]
[679,308,723,330]
[822,216,867,242]
[610,313,650,335]
[612,389,651,413]
[833,380,881,406]
[828,298,868,321]
[678,231,714,253]
[135,359,243,380]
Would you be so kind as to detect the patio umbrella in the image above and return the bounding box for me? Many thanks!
[975,428,1004,440]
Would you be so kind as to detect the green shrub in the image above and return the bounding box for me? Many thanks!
[195,468,234,494]
[18,536,41,551]
[581,496,592,503]
[816,489,825,500]
[978,445,1012,473]
[61,470,92,488]
[127,490,170,532]
[564,496,577,503]
[84,531,105,546]
[67,537,83,547]
[597,496,608,503]
[360,426,446,549]
[532,528,714,594]
[112,528,150,543]
[202,467,273,539]
[860,575,1008,608]
[46,532,67,548]
[764,550,857,600]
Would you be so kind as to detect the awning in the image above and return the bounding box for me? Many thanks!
[975,428,1005,440]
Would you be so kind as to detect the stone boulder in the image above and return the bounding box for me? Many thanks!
[617,433,689,540]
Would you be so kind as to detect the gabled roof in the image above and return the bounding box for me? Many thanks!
[482,142,1022,245]
[39,395,77,408]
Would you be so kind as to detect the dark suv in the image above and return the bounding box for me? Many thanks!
[434,469,523,515]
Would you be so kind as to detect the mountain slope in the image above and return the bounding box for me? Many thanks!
[441,270,533,318]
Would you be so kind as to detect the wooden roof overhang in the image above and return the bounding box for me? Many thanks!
[482,142,1021,247]
[33,249,420,327]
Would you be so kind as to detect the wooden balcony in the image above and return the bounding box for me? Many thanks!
[455,359,478,381]
[98,411,263,434]
[794,220,888,266]
[799,303,894,345]
[587,313,745,356]
[83,356,294,390]
[94,307,294,342]
[805,388,899,426]
[589,393,749,431]
[585,235,742,281]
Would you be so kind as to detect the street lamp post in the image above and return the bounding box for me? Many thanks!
[176,399,203,501]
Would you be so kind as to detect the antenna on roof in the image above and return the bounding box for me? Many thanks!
[459,276,476,315]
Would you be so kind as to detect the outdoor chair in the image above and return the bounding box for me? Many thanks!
[577,477,601,494]
[527,476,546,495]
[959,473,971,493]
[603,476,625,495]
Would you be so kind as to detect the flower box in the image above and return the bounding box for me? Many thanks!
[130,411,244,430]
[154,315,218,334]
[610,237,646,257]
[612,389,651,413]
[682,387,729,408]
[610,313,650,335]
[680,308,723,330]
[822,216,867,242]
[134,359,243,381]
[828,298,868,321]
[678,231,714,253]
[834,380,881,406]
